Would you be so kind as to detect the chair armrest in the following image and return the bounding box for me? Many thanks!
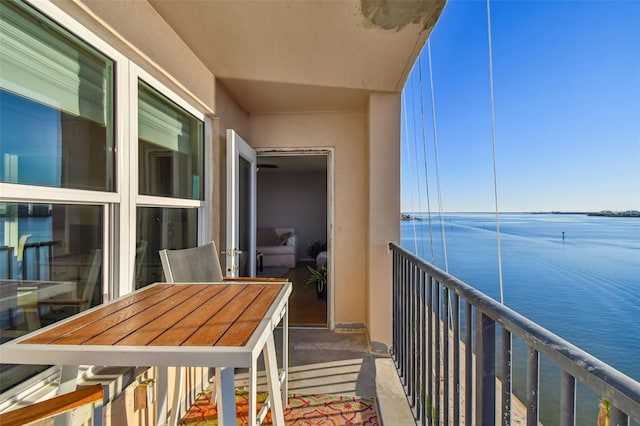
[0,384,103,426]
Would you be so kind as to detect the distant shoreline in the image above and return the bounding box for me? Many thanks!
[401,211,640,220]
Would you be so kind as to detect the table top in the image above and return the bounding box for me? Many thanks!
[0,282,291,368]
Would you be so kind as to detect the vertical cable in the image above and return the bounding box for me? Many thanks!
[417,57,436,264]
[426,40,449,273]
[402,92,419,255]
[486,0,505,304]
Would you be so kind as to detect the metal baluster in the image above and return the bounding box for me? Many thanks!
[453,293,460,425]
[409,264,416,410]
[502,328,512,426]
[465,303,472,426]
[443,286,450,425]
[434,281,441,424]
[560,371,576,426]
[420,271,427,426]
[427,275,434,425]
[527,347,539,426]
[476,312,496,425]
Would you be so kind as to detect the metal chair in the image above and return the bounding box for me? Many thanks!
[159,241,224,283]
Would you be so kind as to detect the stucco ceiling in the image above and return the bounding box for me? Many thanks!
[148,0,446,113]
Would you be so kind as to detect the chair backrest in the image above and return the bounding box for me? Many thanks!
[80,248,102,311]
[159,241,224,283]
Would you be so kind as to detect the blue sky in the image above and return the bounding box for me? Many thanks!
[401,0,640,213]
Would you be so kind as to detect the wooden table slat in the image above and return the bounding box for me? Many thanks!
[182,285,266,346]
[150,284,247,346]
[23,285,172,344]
[80,285,213,346]
[118,285,229,346]
[217,285,282,346]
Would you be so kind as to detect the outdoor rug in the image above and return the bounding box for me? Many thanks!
[179,390,380,425]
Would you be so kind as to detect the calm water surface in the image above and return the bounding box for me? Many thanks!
[401,213,640,425]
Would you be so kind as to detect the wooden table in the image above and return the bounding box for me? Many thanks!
[0,282,292,426]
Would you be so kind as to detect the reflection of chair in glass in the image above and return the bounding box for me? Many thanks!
[159,241,288,425]
[135,240,148,285]
[37,249,102,326]
[0,383,103,425]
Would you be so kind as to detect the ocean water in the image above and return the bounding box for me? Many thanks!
[401,213,640,425]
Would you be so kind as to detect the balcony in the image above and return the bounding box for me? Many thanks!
[388,242,640,426]
[2,242,639,425]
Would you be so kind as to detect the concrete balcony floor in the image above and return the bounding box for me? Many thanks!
[235,327,415,425]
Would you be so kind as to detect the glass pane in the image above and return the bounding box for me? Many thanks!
[0,2,114,191]
[0,202,103,392]
[138,82,204,200]
[135,207,197,288]
[238,156,251,277]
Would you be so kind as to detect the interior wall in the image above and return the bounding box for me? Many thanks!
[249,111,368,326]
[257,170,327,261]
[214,83,250,254]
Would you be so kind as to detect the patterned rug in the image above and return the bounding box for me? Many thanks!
[180,390,380,425]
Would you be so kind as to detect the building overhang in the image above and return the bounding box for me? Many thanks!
[148,0,446,113]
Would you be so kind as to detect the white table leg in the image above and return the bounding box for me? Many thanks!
[248,357,257,426]
[53,365,78,426]
[282,304,288,406]
[263,333,285,426]
[216,367,236,425]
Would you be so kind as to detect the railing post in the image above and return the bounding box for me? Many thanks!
[475,311,496,426]
[560,371,576,426]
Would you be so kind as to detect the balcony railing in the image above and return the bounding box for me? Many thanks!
[389,242,640,426]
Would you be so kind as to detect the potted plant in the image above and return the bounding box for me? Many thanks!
[305,265,327,300]
[306,240,327,260]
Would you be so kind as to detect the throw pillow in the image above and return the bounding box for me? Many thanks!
[276,232,292,246]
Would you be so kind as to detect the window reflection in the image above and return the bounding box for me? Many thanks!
[0,203,103,392]
[138,82,203,200]
[135,207,197,288]
[0,1,114,191]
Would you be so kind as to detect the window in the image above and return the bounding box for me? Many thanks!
[138,81,203,200]
[0,1,208,395]
[0,202,103,392]
[0,1,114,191]
[135,78,205,289]
[135,207,198,288]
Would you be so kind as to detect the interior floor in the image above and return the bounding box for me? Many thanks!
[259,264,326,327]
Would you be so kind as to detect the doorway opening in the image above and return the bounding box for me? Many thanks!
[256,150,331,327]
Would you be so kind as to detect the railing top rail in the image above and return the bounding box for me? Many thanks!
[389,241,640,419]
